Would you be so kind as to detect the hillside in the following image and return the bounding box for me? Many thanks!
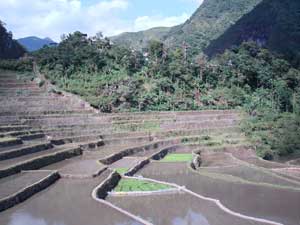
[165,0,262,55]
[0,21,25,59]
[112,0,262,55]
[111,27,170,50]
[205,0,300,66]
[18,36,57,52]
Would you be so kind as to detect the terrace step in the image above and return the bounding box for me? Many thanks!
[0,138,23,148]
[0,125,31,133]
[99,139,180,165]
[0,110,95,117]
[0,129,44,138]
[102,135,154,146]
[50,135,103,145]
[19,133,45,141]
[0,142,53,160]
[0,171,60,212]
[0,144,83,178]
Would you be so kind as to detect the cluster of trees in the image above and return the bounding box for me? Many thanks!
[0,59,33,72]
[0,20,25,59]
[35,32,207,112]
[212,42,300,159]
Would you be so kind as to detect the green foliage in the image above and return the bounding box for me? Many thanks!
[114,178,172,192]
[0,20,26,59]
[115,168,128,175]
[160,154,193,163]
[0,59,33,72]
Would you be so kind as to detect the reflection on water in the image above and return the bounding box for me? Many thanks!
[8,212,65,225]
[7,212,141,225]
[173,209,210,225]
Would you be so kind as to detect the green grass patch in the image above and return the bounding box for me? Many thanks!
[115,168,128,174]
[114,178,172,192]
[160,153,193,163]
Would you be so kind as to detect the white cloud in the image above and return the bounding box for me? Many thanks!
[0,0,130,41]
[134,13,189,31]
[0,0,194,42]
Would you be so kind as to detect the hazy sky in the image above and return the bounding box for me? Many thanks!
[0,0,203,42]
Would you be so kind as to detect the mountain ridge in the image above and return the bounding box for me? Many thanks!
[18,36,57,52]
[205,0,300,66]
[112,0,262,56]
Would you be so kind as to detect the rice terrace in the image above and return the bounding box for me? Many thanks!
[0,68,299,225]
[1,0,300,225]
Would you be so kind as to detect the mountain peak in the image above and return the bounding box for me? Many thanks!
[17,36,57,52]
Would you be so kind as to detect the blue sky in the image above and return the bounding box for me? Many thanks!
[0,0,202,41]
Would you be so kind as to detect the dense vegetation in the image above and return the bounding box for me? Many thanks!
[0,20,26,59]
[0,59,33,72]
[34,31,300,159]
[205,0,300,67]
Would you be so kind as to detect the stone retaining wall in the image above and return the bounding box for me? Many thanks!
[125,159,150,176]
[151,145,179,161]
[0,143,54,160]
[0,138,23,148]
[95,172,121,199]
[124,145,180,176]
[0,147,82,179]
[0,171,60,212]
[19,133,45,141]
[51,135,102,145]
[100,140,179,165]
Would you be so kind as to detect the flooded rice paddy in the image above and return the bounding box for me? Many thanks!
[137,161,300,225]
[0,170,141,225]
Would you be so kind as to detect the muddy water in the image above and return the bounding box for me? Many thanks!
[43,157,106,176]
[89,142,151,159]
[139,162,300,225]
[0,171,141,225]
[108,193,267,225]
[0,171,52,199]
[0,145,68,170]
[200,165,300,189]
[110,157,146,169]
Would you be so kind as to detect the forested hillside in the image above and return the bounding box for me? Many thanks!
[111,27,170,50]
[0,20,25,59]
[205,0,300,66]
[164,0,262,56]
[112,0,262,56]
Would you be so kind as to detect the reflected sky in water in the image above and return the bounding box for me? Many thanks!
[7,212,65,225]
[7,212,142,225]
[173,209,210,225]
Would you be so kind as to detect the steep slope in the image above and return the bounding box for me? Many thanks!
[111,27,170,50]
[165,0,262,55]
[112,0,262,55]
[0,21,25,59]
[18,36,57,52]
[205,0,300,65]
